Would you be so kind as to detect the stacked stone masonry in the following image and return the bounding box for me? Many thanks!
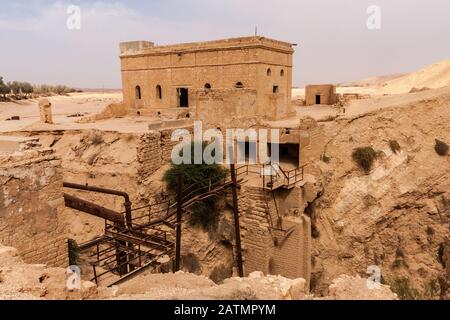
[238,185,311,287]
[0,149,68,268]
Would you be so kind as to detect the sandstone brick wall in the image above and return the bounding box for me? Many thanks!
[299,117,325,166]
[137,127,193,180]
[0,150,68,268]
[271,216,311,288]
[239,186,273,275]
[305,84,336,106]
[238,186,311,286]
[120,36,294,123]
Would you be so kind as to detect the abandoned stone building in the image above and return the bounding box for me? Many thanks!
[305,84,337,106]
[120,36,295,125]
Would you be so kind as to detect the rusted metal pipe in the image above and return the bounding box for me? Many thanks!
[63,182,133,229]
[63,194,125,224]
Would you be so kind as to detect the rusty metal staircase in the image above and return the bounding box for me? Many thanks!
[64,178,236,286]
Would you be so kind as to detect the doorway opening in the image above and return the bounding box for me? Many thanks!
[315,94,321,104]
[177,88,189,108]
[269,143,299,167]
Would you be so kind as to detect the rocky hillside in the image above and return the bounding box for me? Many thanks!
[0,244,396,300]
[310,86,450,299]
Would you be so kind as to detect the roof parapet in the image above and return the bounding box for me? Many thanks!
[119,41,154,55]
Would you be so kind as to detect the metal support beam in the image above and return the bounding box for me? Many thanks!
[174,175,183,272]
[230,163,244,277]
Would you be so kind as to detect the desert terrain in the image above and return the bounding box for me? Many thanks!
[1,57,449,301]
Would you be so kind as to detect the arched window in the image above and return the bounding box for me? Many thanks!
[280,69,285,77]
[267,68,272,76]
[135,86,141,100]
[235,82,244,89]
[156,85,162,99]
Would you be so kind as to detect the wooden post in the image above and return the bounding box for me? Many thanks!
[174,175,183,272]
[230,163,244,277]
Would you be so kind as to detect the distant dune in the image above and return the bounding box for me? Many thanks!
[380,58,450,94]
[338,73,405,88]
[78,88,122,93]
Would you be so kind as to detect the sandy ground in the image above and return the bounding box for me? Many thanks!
[0,92,144,133]
[290,86,450,122]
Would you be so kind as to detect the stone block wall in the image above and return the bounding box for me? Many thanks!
[120,36,294,122]
[271,216,311,288]
[0,149,68,267]
[238,185,311,286]
[137,127,193,182]
[305,84,337,106]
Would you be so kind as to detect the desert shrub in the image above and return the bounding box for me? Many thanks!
[209,264,233,284]
[181,253,201,274]
[352,147,378,173]
[68,239,80,266]
[389,277,421,300]
[189,197,221,230]
[389,140,401,154]
[424,278,442,299]
[321,154,331,163]
[90,132,104,145]
[392,247,408,269]
[163,142,228,230]
[435,139,449,156]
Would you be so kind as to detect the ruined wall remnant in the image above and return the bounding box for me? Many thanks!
[299,117,326,167]
[0,148,68,267]
[305,84,336,106]
[38,99,53,124]
[137,126,193,182]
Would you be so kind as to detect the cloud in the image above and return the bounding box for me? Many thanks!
[0,0,449,88]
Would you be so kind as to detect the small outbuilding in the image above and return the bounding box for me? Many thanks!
[305,84,336,106]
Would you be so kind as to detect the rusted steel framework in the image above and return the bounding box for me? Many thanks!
[64,173,240,286]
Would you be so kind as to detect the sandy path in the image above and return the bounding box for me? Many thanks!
[0,92,122,132]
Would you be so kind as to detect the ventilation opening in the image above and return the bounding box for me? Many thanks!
[273,85,279,93]
[204,83,211,93]
[136,111,141,116]
[156,85,162,99]
[177,88,189,108]
[267,68,271,76]
[315,95,321,104]
[235,82,244,89]
[280,69,285,77]
[135,86,141,100]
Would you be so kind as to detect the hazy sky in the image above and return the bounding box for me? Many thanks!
[1,0,449,88]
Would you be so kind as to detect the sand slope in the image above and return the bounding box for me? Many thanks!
[381,58,450,94]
